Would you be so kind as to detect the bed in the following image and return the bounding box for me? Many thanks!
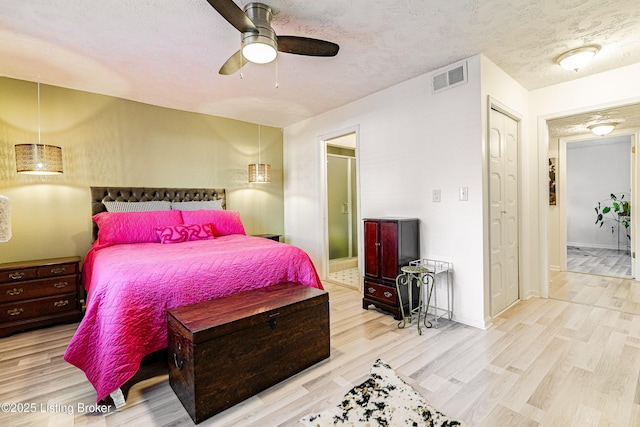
[63,187,323,405]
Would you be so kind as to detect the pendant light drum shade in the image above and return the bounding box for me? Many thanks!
[0,195,10,242]
[15,144,63,175]
[248,163,271,183]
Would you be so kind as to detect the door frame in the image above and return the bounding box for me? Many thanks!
[539,100,640,299]
[487,96,524,317]
[558,132,636,276]
[318,125,361,288]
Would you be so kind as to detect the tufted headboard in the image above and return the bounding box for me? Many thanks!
[90,186,226,240]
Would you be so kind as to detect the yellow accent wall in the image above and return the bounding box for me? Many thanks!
[0,77,283,264]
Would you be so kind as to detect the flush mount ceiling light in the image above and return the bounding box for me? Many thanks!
[587,122,618,136]
[556,45,600,72]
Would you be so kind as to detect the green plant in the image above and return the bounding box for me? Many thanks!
[594,193,631,238]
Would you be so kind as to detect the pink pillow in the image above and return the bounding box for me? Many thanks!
[156,223,215,243]
[93,210,184,245]
[180,210,246,236]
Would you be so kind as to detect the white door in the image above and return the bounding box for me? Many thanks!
[489,108,519,316]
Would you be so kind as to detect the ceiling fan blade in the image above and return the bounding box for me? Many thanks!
[277,36,339,57]
[219,50,247,75]
[205,0,257,33]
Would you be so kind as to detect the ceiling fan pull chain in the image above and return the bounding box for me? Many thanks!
[275,57,279,89]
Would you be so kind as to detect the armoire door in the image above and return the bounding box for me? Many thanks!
[489,108,519,316]
[379,221,399,282]
[363,220,379,278]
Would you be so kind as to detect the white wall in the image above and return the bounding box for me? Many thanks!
[567,136,631,249]
[284,55,528,328]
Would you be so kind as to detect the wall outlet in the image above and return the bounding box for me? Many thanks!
[433,189,441,202]
[459,187,468,201]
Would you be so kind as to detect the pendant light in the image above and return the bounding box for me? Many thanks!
[248,124,271,183]
[0,195,10,242]
[15,80,63,175]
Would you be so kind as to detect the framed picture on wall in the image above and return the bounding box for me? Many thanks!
[549,157,557,206]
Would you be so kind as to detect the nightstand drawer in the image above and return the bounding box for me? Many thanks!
[363,280,397,305]
[0,275,78,303]
[0,293,77,322]
[37,263,78,278]
[0,267,38,283]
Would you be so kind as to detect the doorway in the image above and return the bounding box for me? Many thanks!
[324,133,359,288]
[563,135,633,278]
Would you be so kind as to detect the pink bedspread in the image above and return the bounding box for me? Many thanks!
[64,235,322,403]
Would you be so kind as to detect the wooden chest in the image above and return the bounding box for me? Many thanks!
[167,282,330,424]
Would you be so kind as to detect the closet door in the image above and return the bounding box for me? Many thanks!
[489,108,519,316]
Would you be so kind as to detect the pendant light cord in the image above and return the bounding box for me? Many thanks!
[37,79,41,144]
[258,124,261,164]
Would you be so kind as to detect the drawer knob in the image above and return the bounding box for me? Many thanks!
[53,282,69,289]
[8,308,24,316]
[384,291,392,298]
[368,287,376,294]
[51,267,67,274]
[54,300,69,308]
[6,288,24,296]
[9,272,25,280]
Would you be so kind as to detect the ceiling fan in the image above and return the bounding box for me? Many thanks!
[206,0,340,75]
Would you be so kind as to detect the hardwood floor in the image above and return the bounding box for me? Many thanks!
[1,277,640,426]
[567,246,632,278]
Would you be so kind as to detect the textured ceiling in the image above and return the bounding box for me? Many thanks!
[1,0,640,129]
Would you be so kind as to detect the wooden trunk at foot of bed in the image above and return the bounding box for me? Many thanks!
[167,282,330,424]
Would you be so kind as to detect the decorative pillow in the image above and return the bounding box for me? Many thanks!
[155,223,215,243]
[155,225,189,244]
[93,210,184,245]
[180,210,246,236]
[171,200,223,211]
[103,201,171,212]
[183,223,215,240]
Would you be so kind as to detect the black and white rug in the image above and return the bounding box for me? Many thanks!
[300,359,466,427]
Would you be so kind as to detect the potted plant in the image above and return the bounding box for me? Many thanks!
[594,192,631,240]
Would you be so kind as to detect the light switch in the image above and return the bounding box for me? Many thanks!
[459,187,468,201]
[433,189,441,202]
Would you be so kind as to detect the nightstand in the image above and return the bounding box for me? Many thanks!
[0,256,83,337]
[252,234,281,242]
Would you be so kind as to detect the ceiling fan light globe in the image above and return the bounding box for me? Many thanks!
[242,42,277,64]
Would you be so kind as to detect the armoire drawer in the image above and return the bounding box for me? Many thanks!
[363,280,397,305]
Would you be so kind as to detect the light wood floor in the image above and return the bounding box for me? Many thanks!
[567,246,632,278]
[1,276,640,426]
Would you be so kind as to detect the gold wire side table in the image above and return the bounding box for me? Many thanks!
[395,265,434,335]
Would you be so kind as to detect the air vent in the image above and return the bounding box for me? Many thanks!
[431,62,467,94]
